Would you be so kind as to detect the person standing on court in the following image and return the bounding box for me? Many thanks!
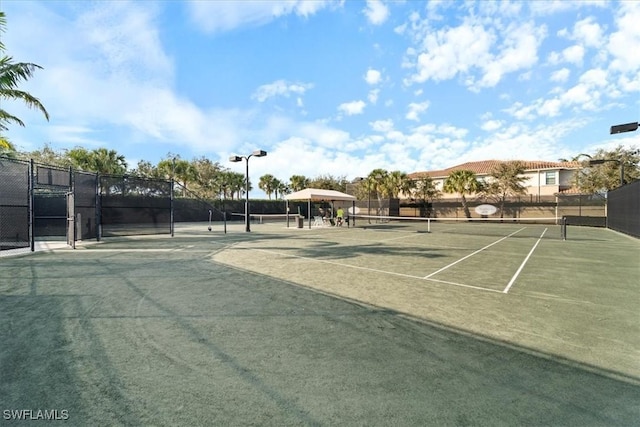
[336,207,344,226]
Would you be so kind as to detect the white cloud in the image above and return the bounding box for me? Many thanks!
[368,89,380,104]
[186,0,339,33]
[607,2,640,73]
[405,101,430,122]
[363,0,389,26]
[572,17,604,48]
[407,22,494,84]
[550,67,570,82]
[473,22,545,90]
[338,100,366,116]
[76,2,173,80]
[251,80,314,102]
[561,44,585,65]
[364,68,382,85]
[370,119,394,132]
[481,120,502,131]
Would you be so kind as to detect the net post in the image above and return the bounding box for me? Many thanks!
[427,217,431,233]
[561,216,567,240]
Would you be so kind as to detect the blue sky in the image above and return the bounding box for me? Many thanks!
[2,0,639,197]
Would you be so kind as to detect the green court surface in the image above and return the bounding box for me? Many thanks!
[1,221,639,425]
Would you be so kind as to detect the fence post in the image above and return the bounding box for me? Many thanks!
[170,177,174,237]
[29,159,35,252]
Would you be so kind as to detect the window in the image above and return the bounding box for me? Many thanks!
[545,171,556,185]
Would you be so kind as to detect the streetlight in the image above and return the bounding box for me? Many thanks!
[221,183,228,234]
[229,149,267,232]
[610,122,638,134]
[588,159,624,186]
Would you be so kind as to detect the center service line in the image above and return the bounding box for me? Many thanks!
[423,227,526,279]
[503,228,547,294]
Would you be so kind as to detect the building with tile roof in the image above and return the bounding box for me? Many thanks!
[408,160,581,201]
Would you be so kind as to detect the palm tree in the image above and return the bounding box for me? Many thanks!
[386,170,415,199]
[443,169,483,218]
[0,12,50,132]
[68,147,127,175]
[157,156,196,197]
[411,175,440,217]
[173,159,196,197]
[224,171,247,200]
[276,180,290,198]
[485,161,527,218]
[91,148,128,175]
[259,174,277,199]
[368,169,389,215]
[289,175,309,192]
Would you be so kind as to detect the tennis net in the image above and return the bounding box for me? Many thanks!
[230,213,292,225]
[350,214,566,239]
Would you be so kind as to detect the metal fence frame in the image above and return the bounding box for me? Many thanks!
[0,157,176,252]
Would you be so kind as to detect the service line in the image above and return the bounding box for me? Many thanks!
[423,227,526,279]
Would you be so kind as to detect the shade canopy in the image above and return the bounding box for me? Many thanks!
[284,188,356,202]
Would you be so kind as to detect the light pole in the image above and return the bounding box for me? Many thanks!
[229,150,267,232]
[610,122,638,134]
[221,183,227,234]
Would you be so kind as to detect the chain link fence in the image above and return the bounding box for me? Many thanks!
[99,175,172,237]
[0,158,30,251]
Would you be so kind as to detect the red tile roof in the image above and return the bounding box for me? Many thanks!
[408,160,580,179]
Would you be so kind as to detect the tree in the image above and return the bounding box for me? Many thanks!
[411,175,440,217]
[68,147,127,175]
[275,179,290,198]
[289,174,309,192]
[132,160,161,179]
[578,146,640,193]
[191,156,224,199]
[385,170,415,199]
[368,169,390,215]
[0,12,50,134]
[484,161,527,218]
[308,174,347,191]
[157,156,196,197]
[223,171,248,200]
[259,174,278,199]
[443,169,483,218]
[0,135,16,158]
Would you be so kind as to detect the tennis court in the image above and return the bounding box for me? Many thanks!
[1,219,638,425]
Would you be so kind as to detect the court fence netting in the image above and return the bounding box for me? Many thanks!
[1,155,638,252]
[0,157,235,252]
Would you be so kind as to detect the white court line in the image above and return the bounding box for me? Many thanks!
[503,228,547,294]
[423,227,526,279]
[248,247,500,293]
[84,248,178,252]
